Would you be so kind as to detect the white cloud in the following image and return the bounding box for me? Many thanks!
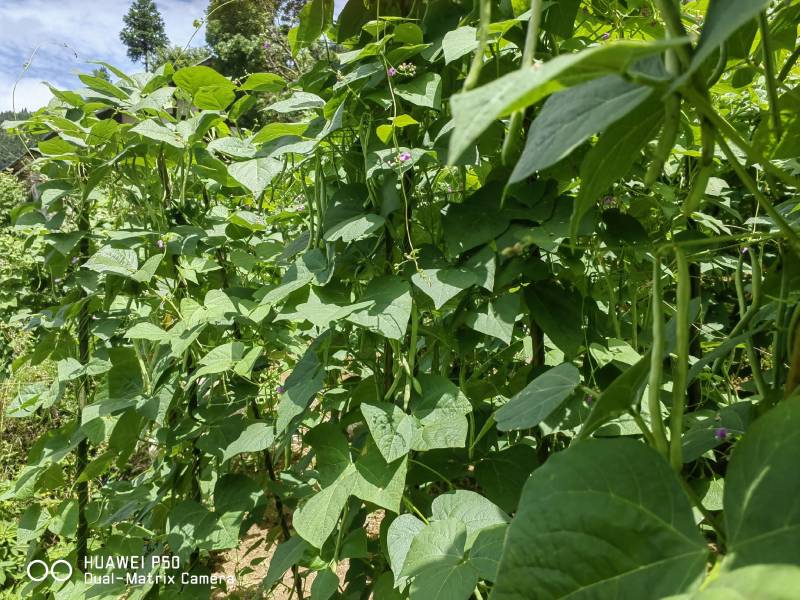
[0,0,208,111]
[0,74,53,112]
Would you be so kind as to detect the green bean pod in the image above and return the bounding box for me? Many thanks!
[682,163,712,216]
[706,42,728,89]
[462,0,491,91]
[711,246,763,373]
[647,254,669,456]
[739,250,768,397]
[645,94,681,187]
[669,246,690,471]
[501,110,524,167]
[500,0,542,166]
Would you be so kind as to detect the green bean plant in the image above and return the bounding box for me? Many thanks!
[2,0,800,598]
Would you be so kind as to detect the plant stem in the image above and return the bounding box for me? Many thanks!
[758,11,782,137]
[645,6,682,187]
[682,87,800,189]
[734,250,768,397]
[402,496,429,524]
[403,306,418,410]
[772,252,789,390]
[679,478,727,547]
[522,0,542,66]
[777,44,800,81]
[409,458,456,490]
[75,192,91,571]
[669,246,690,471]
[715,136,800,256]
[333,503,349,563]
[252,400,304,600]
[648,254,669,456]
[653,0,691,68]
[629,409,656,447]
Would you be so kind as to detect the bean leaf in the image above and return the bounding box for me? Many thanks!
[492,439,707,599]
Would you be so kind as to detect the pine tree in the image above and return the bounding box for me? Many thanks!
[119,0,169,71]
[91,66,111,81]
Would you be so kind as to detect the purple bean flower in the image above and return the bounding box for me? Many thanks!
[263,41,271,50]
[277,385,285,394]
[387,66,397,77]
[741,247,749,255]
[603,195,615,206]
[714,427,728,440]
[398,151,412,163]
[602,32,611,40]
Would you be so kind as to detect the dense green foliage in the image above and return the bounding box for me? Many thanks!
[2,0,800,598]
[119,0,170,71]
[0,171,46,372]
[0,111,31,170]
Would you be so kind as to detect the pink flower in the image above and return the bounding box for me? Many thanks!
[387,67,397,77]
[398,151,412,162]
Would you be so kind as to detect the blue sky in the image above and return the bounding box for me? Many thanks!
[1,0,347,112]
[1,0,211,111]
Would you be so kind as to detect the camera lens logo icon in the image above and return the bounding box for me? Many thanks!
[26,559,73,582]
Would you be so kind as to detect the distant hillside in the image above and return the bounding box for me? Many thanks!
[0,110,31,170]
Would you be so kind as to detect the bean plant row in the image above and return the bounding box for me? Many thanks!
[2,0,800,598]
